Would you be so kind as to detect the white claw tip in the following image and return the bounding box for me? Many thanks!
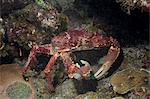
[75,63,81,68]
[80,60,90,66]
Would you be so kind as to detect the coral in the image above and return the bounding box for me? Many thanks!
[0,45,10,57]
[112,97,125,99]
[116,0,149,14]
[35,0,49,10]
[57,14,69,32]
[4,17,51,50]
[80,21,104,33]
[33,78,52,99]
[110,68,150,94]
[122,46,149,69]
[0,19,5,49]
[1,2,68,62]
[6,81,32,99]
[75,92,98,99]
[49,0,76,11]
[23,3,60,30]
[51,79,77,99]
[1,0,31,16]
[15,3,69,32]
[0,18,7,57]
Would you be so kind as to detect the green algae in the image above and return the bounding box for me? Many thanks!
[6,81,32,99]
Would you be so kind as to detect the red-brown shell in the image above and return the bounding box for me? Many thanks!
[51,30,113,51]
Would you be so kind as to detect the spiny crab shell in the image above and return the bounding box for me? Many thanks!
[23,30,120,91]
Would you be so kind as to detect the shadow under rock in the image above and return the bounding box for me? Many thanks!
[73,79,98,94]
[74,0,149,46]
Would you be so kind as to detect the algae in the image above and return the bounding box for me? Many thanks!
[6,81,32,99]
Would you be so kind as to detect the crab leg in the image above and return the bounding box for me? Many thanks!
[22,45,37,74]
[22,44,53,74]
[94,46,120,79]
[23,43,59,91]
[44,53,59,91]
[92,36,120,79]
[94,37,120,79]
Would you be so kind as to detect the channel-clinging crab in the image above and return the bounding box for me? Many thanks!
[22,30,120,91]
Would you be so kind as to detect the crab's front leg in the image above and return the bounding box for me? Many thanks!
[22,44,38,74]
[23,44,58,91]
[22,44,53,74]
[60,52,91,80]
[94,37,120,79]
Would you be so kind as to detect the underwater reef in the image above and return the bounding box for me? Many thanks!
[0,0,149,99]
[0,64,35,99]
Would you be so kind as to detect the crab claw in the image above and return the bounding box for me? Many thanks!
[94,46,120,79]
[71,60,92,80]
[80,60,92,78]
[94,61,111,79]
[75,63,81,68]
[80,60,90,66]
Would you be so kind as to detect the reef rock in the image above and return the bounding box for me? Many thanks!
[51,79,78,99]
[75,91,98,99]
[110,68,150,94]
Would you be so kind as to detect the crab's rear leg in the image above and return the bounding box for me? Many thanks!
[94,37,120,79]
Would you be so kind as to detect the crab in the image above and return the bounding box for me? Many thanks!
[22,30,120,91]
